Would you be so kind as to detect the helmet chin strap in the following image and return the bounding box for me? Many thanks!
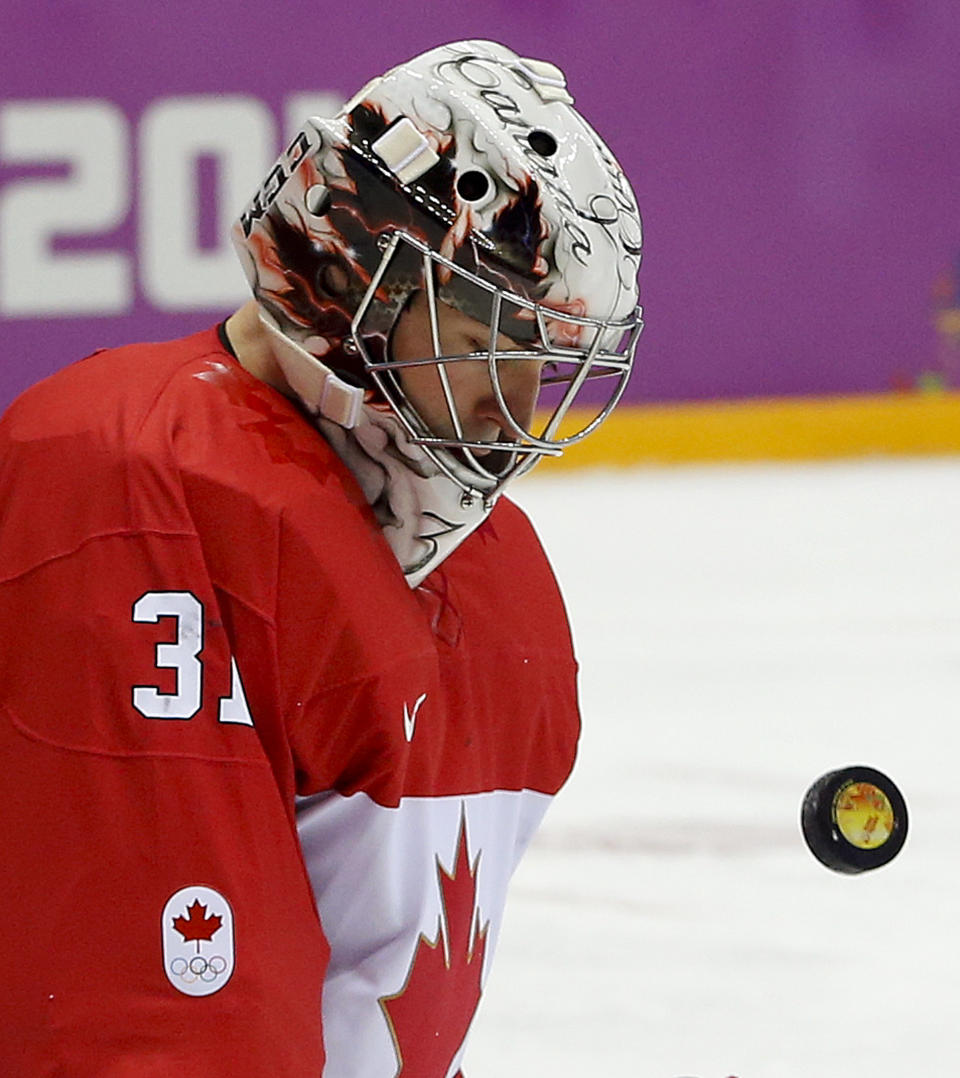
[258,307,365,429]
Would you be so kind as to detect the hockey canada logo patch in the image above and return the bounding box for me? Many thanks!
[161,886,234,997]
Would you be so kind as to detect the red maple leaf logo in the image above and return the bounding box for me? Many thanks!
[380,812,488,1078]
[172,899,223,953]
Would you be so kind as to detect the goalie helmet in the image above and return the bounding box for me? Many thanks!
[232,39,643,503]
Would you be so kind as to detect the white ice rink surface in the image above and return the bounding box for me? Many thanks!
[466,456,960,1078]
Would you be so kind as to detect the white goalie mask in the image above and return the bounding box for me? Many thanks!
[232,39,643,504]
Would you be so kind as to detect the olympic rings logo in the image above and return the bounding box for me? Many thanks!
[168,954,228,985]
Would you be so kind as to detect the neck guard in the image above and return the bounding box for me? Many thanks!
[318,406,496,588]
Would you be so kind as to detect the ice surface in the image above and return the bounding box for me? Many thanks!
[466,457,960,1078]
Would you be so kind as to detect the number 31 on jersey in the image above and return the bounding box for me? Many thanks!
[131,590,254,726]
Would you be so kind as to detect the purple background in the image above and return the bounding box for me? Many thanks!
[3,0,960,410]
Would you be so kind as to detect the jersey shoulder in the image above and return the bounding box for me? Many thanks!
[0,329,225,575]
[433,493,575,656]
[0,322,367,516]
[461,494,556,583]
[0,327,225,443]
[0,326,376,584]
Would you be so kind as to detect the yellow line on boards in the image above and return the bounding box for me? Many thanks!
[536,392,960,469]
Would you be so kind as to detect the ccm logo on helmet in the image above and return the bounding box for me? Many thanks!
[239,128,314,239]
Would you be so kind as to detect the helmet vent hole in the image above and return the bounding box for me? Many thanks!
[528,129,558,157]
[456,169,492,203]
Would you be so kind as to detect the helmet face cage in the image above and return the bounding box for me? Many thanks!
[352,229,643,499]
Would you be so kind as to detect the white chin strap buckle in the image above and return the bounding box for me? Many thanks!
[258,310,365,429]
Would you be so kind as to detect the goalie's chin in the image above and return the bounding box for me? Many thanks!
[453,440,526,481]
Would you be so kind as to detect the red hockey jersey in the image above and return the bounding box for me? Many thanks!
[0,326,580,1077]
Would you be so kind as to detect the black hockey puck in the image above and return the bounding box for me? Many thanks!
[800,765,907,873]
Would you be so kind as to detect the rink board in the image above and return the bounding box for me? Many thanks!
[542,391,960,468]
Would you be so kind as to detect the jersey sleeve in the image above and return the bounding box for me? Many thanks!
[0,374,327,1075]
